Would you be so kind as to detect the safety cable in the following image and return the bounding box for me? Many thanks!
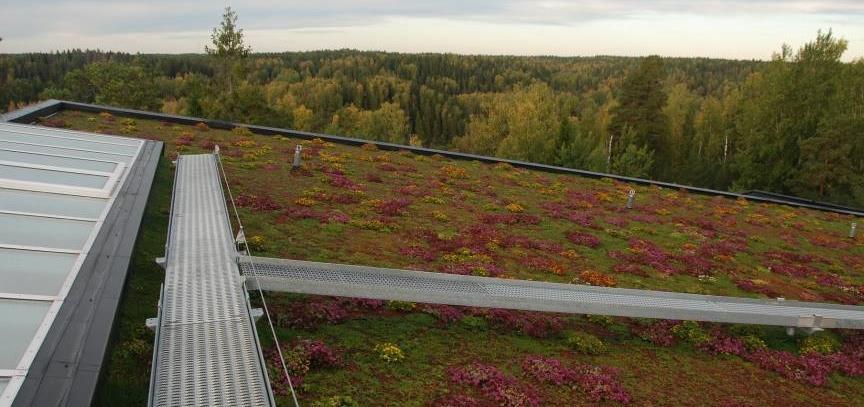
[215,149,301,407]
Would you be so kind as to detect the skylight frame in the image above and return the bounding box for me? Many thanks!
[0,122,143,146]
[0,146,121,172]
[0,125,142,150]
[0,158,125,198]
[0,139,135,163]
[0,124,145,407]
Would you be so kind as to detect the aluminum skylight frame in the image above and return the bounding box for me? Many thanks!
[0,122,145,407]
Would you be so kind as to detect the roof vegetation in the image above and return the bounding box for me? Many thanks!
[50,110,864,406]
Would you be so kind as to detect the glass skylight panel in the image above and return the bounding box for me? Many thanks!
[0,122,147,406]
[0,141,133,164]
[0,299,50,370]
[0,132,139,155]
[0,189,106,219]
[0,124,142,147]
[0,164,109,189]
[0,248,79,296]
[0,213,94,251]
[0,149,118,173]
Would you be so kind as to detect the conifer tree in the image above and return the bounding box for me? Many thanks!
[608,55,668,173]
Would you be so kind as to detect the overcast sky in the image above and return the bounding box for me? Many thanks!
[1,1,862,60]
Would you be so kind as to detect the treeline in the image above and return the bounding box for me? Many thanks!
[1,32,861,205]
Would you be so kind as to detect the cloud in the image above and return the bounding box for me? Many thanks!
[1,0,862,57]
[4,0,864,35]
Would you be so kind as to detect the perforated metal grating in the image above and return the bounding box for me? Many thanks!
[151,155,272,407]
[239,256,864,330]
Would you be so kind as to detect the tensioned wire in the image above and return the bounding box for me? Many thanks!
[214,147,301,407]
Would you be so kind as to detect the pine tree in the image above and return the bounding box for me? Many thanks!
[608,56,668,174]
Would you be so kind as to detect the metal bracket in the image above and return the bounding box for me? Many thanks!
[145,317,158,331]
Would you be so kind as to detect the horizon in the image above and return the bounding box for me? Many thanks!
[0,47,772,63]
[2,1,863,61]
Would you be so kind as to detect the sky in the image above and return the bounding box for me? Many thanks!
[1,0,863,60]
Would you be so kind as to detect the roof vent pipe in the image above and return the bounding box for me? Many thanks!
[292,145,303,170]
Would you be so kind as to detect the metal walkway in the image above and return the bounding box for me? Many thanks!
[240,256,864,330]
[150,155,273,407]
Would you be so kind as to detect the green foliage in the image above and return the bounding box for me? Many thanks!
[48,108,864,405]
[612,141,655,178]
[95,158,172,406]
[374,342,405,363]
[455,83,568,163]
[4,31,863,205]
[116,337,152,366]
[742,335,768,351]
[246,235,266,252]
[459,316,489,331]
[732,30,862,205]
[327,102,409,143]
[206,6,251,95]
[789,57,864,203]
[232,126,254,137]
[555,122,607,171]
[285,348,312,377]
[387,300,416,312]
[586,314,615,327]
[45,62,160,110]
[312,396,360,407]
[659,83,698,177]
[671,321,710,345]
[565,331,607,354]
[609,55,668,161]
[202,83,276,123]
[205,6,251,59]
[800,332,840,355]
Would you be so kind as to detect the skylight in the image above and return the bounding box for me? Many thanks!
[0,122,145,406]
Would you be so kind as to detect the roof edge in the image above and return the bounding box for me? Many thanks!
[5,100,862,217]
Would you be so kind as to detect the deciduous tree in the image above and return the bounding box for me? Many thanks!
[206,6,251,94]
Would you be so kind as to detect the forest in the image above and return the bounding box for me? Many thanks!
[1,29,862,206]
